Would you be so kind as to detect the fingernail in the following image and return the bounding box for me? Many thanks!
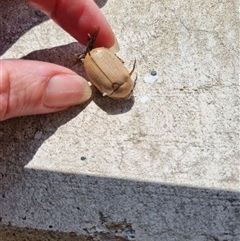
[109,36,120,53]
[43,74,92,108]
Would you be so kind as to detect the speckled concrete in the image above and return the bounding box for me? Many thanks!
[1,0,239,240]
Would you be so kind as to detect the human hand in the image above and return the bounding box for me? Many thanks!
[1,0,119,121]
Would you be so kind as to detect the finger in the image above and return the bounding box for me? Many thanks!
[0,59,92,121]
[25,0,119,52]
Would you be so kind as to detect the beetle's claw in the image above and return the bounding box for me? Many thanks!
[72,53,84,66]
[75,53,86,60]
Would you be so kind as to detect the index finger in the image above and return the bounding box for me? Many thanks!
[25,0,119,51]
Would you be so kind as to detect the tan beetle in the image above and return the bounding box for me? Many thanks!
[77,29,136,99]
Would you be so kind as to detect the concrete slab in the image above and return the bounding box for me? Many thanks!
[1,0,239,240]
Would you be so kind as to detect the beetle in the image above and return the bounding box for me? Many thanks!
[76,29,136,99]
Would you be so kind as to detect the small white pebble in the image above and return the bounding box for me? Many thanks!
[143,75,158,84]
[34,130,42,140]
[140,96,149,104]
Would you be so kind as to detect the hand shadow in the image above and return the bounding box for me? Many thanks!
[1,0,49,55]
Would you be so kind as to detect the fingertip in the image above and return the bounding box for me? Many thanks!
[108,36,120,53]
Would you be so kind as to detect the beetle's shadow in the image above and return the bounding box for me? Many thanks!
[92,88,135,115]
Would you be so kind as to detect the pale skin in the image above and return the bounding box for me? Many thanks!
[0,0,118,121]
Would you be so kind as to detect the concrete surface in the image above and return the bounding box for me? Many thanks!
[1,0,239,240]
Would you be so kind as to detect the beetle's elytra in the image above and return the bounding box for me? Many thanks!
[77,29,136,99]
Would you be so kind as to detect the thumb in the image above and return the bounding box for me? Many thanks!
[0,59,92,121]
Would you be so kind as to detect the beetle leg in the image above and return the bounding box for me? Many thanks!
[86,27,100,52]
[75,53,85,60]
[71,53,84,67]
[116,55,125,64]
[129,59,136,76]
[75,28,100,60]
[74,28,100,62]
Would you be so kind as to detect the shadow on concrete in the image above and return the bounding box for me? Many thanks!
[0,168,239,241]
[1,223,130,241]
[0,0,49,55]
[92,91,135,115]
[0,103,91,178]
[93,0,108,8]
[1,224,90,241]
